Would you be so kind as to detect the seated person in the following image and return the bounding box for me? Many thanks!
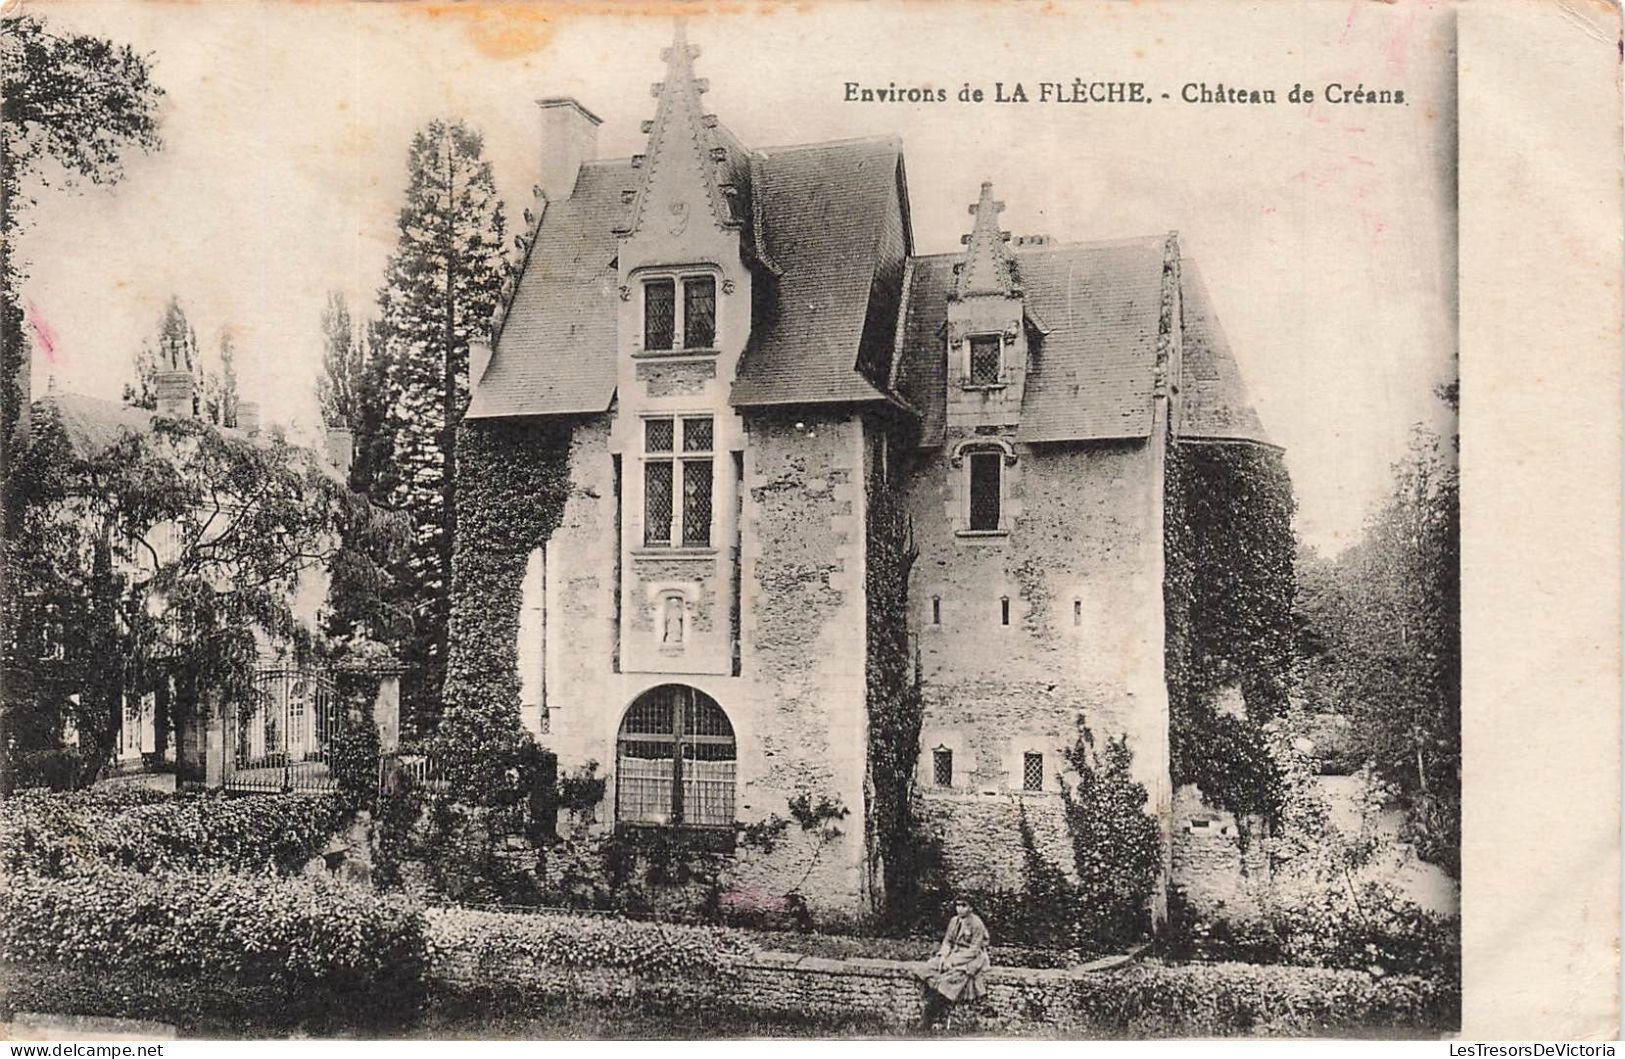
[914,896,991,1018]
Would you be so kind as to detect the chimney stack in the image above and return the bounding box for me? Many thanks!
[324,426,354,479]
[536,97,601,202]
[236,400,261,435]
[468,337,493,394]
[154,370,195,418]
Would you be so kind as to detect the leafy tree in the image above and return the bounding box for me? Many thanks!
[122,339,162,411]
[1,13,164,472]
[373,119,508,730]
[201,327,239,428]
[1295,393,1460,874]
[317,291,364,431]
[5,407,399,785]
[2,13,163,791]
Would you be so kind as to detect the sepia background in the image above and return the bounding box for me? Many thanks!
[18,0,1458,557]
[8,0,1620,1040]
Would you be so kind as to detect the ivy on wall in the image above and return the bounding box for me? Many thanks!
[434,418,574,805]
[863,445,924,913]
[1164,440,1297,824]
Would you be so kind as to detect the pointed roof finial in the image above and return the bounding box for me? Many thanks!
[622,19,736,236]
[953,180,1019,299]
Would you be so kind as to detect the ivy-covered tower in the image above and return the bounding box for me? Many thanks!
[460,25,1281,920]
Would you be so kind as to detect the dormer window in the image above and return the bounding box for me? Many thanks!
[642,273,718,352]
[968,334,1002,385]
[644,279,676,349]
[684,277,716,348]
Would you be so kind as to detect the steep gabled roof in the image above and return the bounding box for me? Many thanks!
[621,23,740,238]
[466,159,632,420]
[1177,261,1273,446]
[40,391,159,455]
[1015,237,1168,443]
[894,236,1169,445]
[954,181,1019,300]
[730,136,904,407]
[892,255,952,446]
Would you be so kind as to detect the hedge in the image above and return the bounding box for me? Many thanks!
[426,907,756,979]
[1036,960,1458,1036]
[0,790,344,877]
[0,869,426,1019]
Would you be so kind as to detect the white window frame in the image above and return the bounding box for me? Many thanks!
[639,269,721,353]
[641,414,715,548]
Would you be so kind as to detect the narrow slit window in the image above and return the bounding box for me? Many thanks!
[644,279,675,351]
[931,596,942,625]
[1023,752,1044,792]
[1073,599,1083,627]
[932,748,953,788]
[683,277,716,349]
[1000,596,1010,626]
[969,452,1002,531]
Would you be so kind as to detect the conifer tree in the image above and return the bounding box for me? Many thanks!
[373,120,508,729]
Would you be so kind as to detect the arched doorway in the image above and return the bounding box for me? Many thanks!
[616,684,736,827]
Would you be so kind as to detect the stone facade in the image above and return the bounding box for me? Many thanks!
[464,28,1276,918]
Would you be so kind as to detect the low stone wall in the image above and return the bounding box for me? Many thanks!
[430,937,1108,1033]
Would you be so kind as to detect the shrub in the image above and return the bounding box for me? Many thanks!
[1167,882,1461,981]
[372,791,540,904]
[0,789,345,877]
[0,869,427,1020]
[327,714,382,811]
[1058,959,1458,1035]
[425,906,755,979]
[5,748,86,793]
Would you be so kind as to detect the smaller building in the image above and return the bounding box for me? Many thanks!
[20,374,361,788]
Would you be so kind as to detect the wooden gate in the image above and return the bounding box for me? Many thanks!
[223,666,341,792]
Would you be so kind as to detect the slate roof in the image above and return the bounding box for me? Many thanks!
[467,123,1268,444]
[35,392,353,482]
[894,237,1168,445]
[1177,262,1273,446]
[39,391,159,455]
[466,159,631,420]
[1014,237,1168,443]
[892,255,951,445]
[471,138,905,418]
[730,136,902,407]
[892,239,1271,448]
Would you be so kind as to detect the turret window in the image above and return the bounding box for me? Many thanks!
[684,277,716,348]
[968,334,1002,384]
[643,416,713,547]
[642,273,719,352]
[644,279,676,350]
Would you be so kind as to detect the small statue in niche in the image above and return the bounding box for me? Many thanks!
[661,595,685,645]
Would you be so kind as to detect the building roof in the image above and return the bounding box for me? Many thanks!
[467,159,631,420]
[33,391,353,481]
[1177,261,1273,446]
[39,391,159,456]
[471,138,906,419]
[893,240,1272,448]
[471,32,1268,444]
[731,136,903,407]
[895,236,1168,445]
